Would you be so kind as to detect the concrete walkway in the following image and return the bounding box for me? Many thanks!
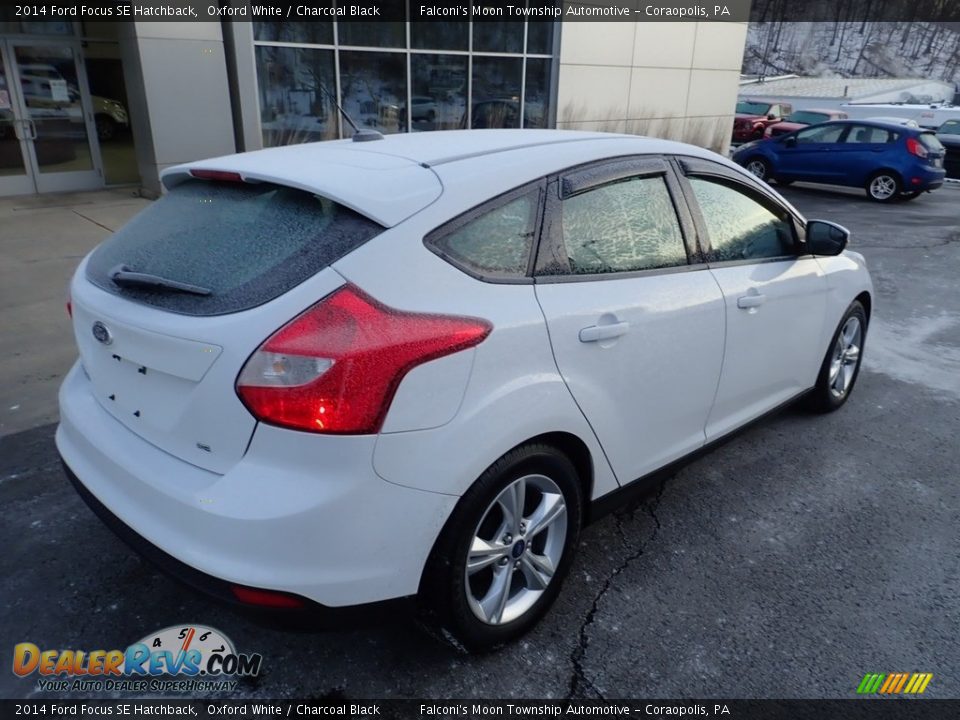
[0,189,152,437]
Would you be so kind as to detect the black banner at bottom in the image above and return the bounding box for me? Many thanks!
[2,700,960,720]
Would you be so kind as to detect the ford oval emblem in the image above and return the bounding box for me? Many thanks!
[92,321,113,346]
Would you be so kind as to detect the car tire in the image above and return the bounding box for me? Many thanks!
[865,171,901,202]
[805,301,867,413]
[96,115,117,142]
[420,443,582,652]
[745,157,771,181]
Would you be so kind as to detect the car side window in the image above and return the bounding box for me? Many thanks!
[795,124,845,144]
[845,125,895,144]
[559,175,688,275]
[688,177,796,262]
[427,190,539,279]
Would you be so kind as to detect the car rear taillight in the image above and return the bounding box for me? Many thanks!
[236,284,491,434]
[906,137,928,159]
[190,169,244,182]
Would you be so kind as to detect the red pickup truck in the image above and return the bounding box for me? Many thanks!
[732,100,793,143]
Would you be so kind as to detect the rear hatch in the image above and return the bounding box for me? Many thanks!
[918,132,947,169]
[71,175,388,473]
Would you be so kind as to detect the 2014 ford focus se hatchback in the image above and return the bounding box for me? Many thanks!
[58,130,873,650]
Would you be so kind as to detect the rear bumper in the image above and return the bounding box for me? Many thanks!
[56,361,458,608]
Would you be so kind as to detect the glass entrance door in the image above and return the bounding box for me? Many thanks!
[0,38,103,195]
[0,43,34,195]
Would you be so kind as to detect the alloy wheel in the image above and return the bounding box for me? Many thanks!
[828,316,862,399]
[464,474,567,625]
[869,175,897,201]
[746,159,768,180]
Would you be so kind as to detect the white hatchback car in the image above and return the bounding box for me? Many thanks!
[58,129,872,650]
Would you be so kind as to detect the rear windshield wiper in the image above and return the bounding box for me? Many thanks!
[109,264,212,296]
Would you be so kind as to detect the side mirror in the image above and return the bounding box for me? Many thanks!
[767,113,776,120]
[807,220,849,256]
[784,136,797,148]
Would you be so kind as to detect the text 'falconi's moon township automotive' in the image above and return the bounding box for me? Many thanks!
[57,129,872,651]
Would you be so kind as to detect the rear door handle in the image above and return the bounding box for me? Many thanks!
[737,293,766,309]
[579,321,629,343]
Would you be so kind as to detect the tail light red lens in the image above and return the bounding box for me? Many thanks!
[906,137,928,159]
[190,169,244,182]
[236,285,492,434]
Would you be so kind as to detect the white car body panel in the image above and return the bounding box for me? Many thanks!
[534,271,726,483]
[705,258,828,440]
[161,145,443,228]
[57,363,456,606]
[57,130,873,610]
[67,257,348,474]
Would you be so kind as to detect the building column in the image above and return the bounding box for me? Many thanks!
[119,22,236,197]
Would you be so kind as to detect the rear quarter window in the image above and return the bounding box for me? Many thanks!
[86,179,383,316]
[424,187,540,281]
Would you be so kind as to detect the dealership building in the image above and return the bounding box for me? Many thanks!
[0,12,748,197]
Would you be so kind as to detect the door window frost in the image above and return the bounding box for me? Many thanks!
[86,179,383,316]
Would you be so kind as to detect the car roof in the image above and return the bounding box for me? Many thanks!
[162,130,731,227]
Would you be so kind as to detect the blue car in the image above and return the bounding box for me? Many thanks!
[732,119,947,202]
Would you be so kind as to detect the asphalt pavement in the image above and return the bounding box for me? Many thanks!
[1,182,958,700]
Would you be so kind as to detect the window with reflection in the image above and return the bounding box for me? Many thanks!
[471,57,522,129]
[339,51,407,134]
[561,176,688,274]
[251,20,557,140]
[254,20,333,45]
[524,58,551,128]
[688,178,795,261]
[255,46,338,146]
[410,22,468,51]
[338,22,405,48]
[526,17,555,55]
[411,55,467,132]
[473,20,524,54]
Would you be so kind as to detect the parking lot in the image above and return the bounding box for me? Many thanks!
[1,181,958,700]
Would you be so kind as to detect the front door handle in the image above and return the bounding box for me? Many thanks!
[579,321,629,343]
[737,293,766,309]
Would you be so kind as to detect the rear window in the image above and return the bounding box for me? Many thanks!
[86,179,383,316]
[919,133,945,152]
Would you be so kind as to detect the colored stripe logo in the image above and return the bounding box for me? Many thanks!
[857,673,933,694]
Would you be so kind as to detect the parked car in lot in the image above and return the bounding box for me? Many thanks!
[764,109,848,138]
[58,129,873,650]
[733,119,947,202]
[936,118,960,179]
[732,99,793,143]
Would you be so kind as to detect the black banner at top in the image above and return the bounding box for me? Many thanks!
[2,699,960,719]
[3,0,960,23]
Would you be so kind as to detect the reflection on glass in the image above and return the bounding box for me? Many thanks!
[0,51,28,177]
[524,58,550,128]
[255,46,339,146]
[339,51,407,134]
[471,56,522,129]
[526,17,555,55]
[473,21,523,54]
[254,19,333,45]
[411,54,467,132]
[15,45,93,173]
[410,22,468,51]
[338,22,405,48]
